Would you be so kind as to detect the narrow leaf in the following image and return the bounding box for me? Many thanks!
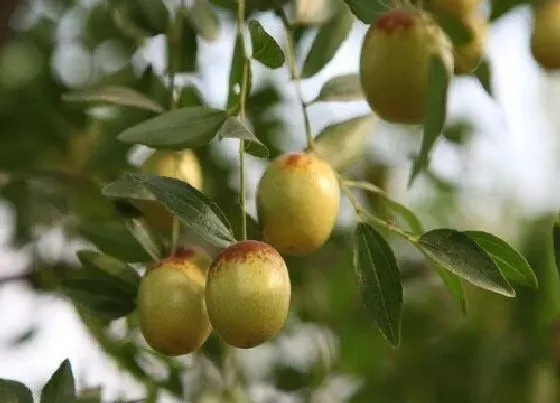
[131,174,236,248]
[217,117,268,158]
[343,0,386,24]
[409,56,449,187]
[249,20,285,69]
[167,9,198,74]
[40,360,76,403]
[418,229,515,297]
[312,73,364,103]
[464,231,538,288]
[78,221,153,263]
[437,12,473,46]
[384,199,424,235]
[474,59,493,97]
[61,278,137,319]
[187,0,220,41]
[314,114,377,169]
[117,107,227,149]
[0,380,33,403]
[428,257,467,313]
[552,221,560,276]
[62,87,164,113]
[227,32,251,115]
[302,3,354,78]
[355,222,403,347]
[77,250,141,291]
[345,181,424,234]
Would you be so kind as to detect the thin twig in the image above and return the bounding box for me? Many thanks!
[280,11,315,150]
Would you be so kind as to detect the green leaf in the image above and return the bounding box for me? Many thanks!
[437,12,473,46]
[384,199,424,235]
[474,59,493,97]
[137,0,169,35]
[102,175,155,201]
[167,9,198,74]
[217,117,269,158]
[187,0,221,41]
[40,359,76,403]
[344,180,424,234]
[0,380,33,403]
[103,174,236,248]
[312,73,363,103]
[117,107,227,149]
[178,85,204,108]
[343,0,386,24]
[429,257,467,313]
[124,219,163,260]
[77,250,141,292]
[417,229,515,297]
[554,221,560,277]
[464,231,538,288]
[314,114,377,169]
[355,222,403,347]
[61,278,137,320]
[62,87,164,113]
[78,221,153,262]
[248,20,285,69]
[302,3,354,78]
[227,32,251,114]
[490,0,529,21]
[409,56,449,187]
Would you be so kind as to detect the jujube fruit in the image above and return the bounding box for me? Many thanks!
[531,0,560,69]
[256,152,340,256]
[205,240,291,349]
[135,150,203,230]
[453,13,487,74]
[359,8,454,124]
[138,250,211,355]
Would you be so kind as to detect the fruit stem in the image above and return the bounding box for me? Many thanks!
[281,11,315,150]
[237,0,249,242]
[340,179,419,243]
[168,4,180,255]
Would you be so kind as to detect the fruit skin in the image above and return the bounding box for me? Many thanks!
[453,13,487,74]
[359,8,454,124]
[205,240,291,349]
[138,250,211,355]
[531,0,560,70]
[256,152,340,256]
[135,150,203,230]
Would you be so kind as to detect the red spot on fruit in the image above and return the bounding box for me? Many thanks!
[374,10,415,33]
[151,247,196,269]
[282,152,311,168]
[214,240,278,264]
[175,247,195,259]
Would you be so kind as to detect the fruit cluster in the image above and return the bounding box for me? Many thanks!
[136,150,340,354]
[359,2,487,124]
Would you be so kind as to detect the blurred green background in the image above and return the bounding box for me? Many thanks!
[0,0,560,402]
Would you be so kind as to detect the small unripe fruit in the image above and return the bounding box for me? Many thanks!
[138,251,211,355]
[135,150,203,230]
[256,152,340,256]
[453,13,487,74]
[142,150,203,190]
[531,0,560,70]
[359,8,454,124]
[205,240,291,349]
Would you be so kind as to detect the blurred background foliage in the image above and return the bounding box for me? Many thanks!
[0,0,560,402]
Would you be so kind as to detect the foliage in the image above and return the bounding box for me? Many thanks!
[0,0,558,401]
